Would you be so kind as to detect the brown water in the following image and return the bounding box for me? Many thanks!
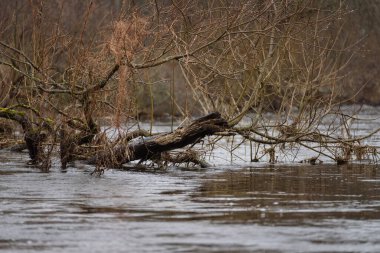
[1,149,380,253]
[2,105,380,252]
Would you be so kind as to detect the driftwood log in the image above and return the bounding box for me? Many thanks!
[89,112,227,167]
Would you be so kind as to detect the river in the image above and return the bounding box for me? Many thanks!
[1,106,380,252]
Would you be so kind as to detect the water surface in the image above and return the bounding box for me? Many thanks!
[1,149,380,252]
[2,105,380,252]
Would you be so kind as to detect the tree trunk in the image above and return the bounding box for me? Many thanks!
[0,108,43,163]
[90,112,227,167]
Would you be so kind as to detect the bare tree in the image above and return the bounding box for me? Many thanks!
[0,0,378,171]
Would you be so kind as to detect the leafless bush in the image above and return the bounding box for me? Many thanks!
[0,0,378,170]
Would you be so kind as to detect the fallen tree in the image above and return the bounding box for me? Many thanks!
[1,1,378,172]
[89,112,227,168]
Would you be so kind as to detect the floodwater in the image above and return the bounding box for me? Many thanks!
[1,156,380,252]
[1,106,380,252]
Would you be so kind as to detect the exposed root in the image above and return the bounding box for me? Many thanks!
[161,149,211,168]
[90,165,105,176]
[0,138,22,149]
[299,156,323,165]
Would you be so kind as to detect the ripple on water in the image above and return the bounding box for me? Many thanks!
[1,154,380,252]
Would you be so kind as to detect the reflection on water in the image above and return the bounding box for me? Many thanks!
[194,165,380,223]
[1,149,380,252]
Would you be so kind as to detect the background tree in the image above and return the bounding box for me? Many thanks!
[0,0,378,170]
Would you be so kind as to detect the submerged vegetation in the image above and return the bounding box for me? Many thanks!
[0,0,379,172]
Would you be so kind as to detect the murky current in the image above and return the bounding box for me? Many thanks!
[1,107,380,252]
